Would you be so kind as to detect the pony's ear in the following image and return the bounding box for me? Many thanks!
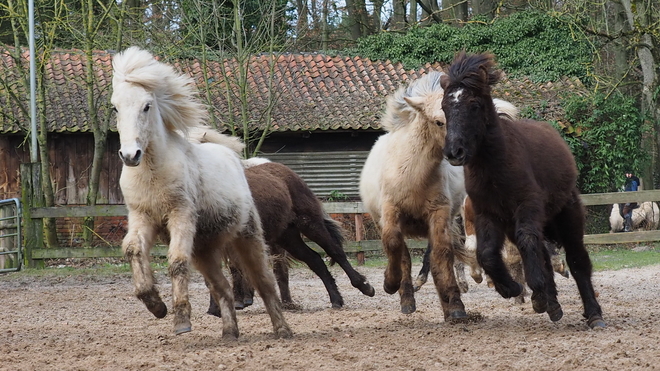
[404,96,425,112]
[440,74,450,90]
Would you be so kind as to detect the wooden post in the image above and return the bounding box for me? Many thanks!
[354,213,365,265]
[20,163,45,268]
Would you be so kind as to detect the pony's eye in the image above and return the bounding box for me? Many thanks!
[435,120,445,127]
[143,103,151,112]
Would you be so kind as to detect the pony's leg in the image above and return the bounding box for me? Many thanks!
[413,243,431,292]
[503,241,526,304]
[399,243,416,314]
[429,208,466,321]
[230,265,247,309]
[511,203,556,317]
[454,261,469,293]
[553,203,605,328]
[475,217,523,300]
[298,219,375,298]
[278,228,344,308]
[193,241,240,340]
[381,203,405,295]
[271,245,298,310]
[233,215,292,338]
[166,209,197,335]
[122,212,166,318]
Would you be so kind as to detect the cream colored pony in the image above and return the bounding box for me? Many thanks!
[359,70,517,320]
[609,202,660,232]
[111,47,291,339]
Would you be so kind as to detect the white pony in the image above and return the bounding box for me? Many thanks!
[111,47,291,338]
[609,202,660,232]
[359,70,517,320]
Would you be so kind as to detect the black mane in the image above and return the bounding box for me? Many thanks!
[446,52,501,92]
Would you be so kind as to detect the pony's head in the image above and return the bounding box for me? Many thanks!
[111,47,207,167]
[440,52,501,166]
[382,71,447,142]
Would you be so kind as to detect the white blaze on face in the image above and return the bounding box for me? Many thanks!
[111,80,151,166]
[449,88,464,103]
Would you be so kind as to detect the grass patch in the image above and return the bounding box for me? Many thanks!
[588,245,660,271]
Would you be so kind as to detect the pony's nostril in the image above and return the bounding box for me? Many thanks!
[135,149,142,160]
[118,150,124,159]
[455,148,465,160]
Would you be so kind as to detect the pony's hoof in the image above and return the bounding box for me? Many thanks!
[413,275,428,292]
[331,302,343,309]
[243,297,254,307]
[447,310,468,323]
[174,325,192,335]
[275,326,293,339]
[282,301,302,311]
[383,281,401,295]
[400,303,416,314]
[234,301,245,310]
[531,292,548,314]
[206,307,221,318]
[471,274,483,284]
[360,282,376,297]
[547,306,563,322]
[222,329,239,340]
[148,302,168,319]
[588,316,607,329]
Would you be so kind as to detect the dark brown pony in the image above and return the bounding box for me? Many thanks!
[440,52,605,329]
[208,160,375,316]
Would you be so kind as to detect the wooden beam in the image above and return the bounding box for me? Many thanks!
[583,230,660,244]
[32,245,168,259]
[30,205,128,218]
[580,190,660,206]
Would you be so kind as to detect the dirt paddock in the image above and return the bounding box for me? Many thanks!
[1,262,659,370]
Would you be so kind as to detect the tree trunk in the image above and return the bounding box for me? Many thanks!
[295,0,309,39]
[621,0,659,188]
[442,0,467,23]
[391,0,407,30]
[37,67,59,248]
[345,0,362,40]
[419,0,441,25]
[321,0,329,50]
[472,0,497,20]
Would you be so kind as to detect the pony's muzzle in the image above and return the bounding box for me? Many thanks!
[119,148,143,167]
[444,146,466,166]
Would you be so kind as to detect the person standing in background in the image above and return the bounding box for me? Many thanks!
[621,172,640,232]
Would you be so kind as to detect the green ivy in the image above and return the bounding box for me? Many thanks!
[557,93,649,193]
[346,11,593,83]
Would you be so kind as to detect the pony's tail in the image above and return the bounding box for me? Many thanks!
[186,126,245,154]
[242,157,271,168]
[493,99,519,120]
[324,214,345,247]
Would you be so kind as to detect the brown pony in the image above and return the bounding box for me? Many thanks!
[441,52,605,328]
[207,159,375,316]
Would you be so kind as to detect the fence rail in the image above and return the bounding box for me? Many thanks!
[21,187,660,267]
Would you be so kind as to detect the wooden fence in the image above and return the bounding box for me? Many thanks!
[21,188,660,268]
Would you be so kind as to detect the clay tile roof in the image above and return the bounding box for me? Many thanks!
[0,47,584,135]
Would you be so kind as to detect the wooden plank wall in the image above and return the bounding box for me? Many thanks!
[1,133,124,204]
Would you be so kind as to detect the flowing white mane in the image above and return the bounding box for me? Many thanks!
[112,46,207,134]
[381,71,445,133]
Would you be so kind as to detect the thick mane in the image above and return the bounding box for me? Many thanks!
[112,46,207,133]
[447,52,500,91]
[381,71,445,132]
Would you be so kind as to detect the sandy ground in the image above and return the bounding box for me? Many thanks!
[1,262,659,371]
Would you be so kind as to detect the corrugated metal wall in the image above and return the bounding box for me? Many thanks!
[263,151,369,200]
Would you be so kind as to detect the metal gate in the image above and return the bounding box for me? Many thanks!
[0,198,22,273]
